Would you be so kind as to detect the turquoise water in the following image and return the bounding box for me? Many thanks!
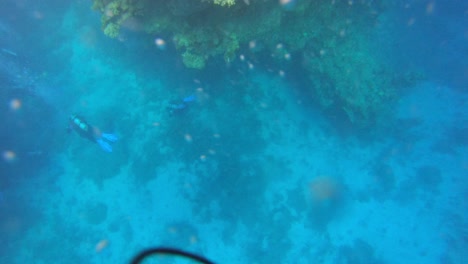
[0,1,466,263]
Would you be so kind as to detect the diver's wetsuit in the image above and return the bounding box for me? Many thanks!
[69,114,117,153]
[167,95,196,114]
[69,115,97,143]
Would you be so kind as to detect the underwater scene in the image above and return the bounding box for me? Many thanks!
[0,0,466,263]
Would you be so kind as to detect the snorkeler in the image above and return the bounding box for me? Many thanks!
[167,95,196,114]
[68,114,118,153]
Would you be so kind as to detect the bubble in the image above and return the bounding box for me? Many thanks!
[105,9,115,18]
[279,0,297,10]
[95,239,108,253]
[154,38,166,50]
[9,99,21,110]
[3,151,16,162]
[117,35,127,42]
[32,10,44,20]
[249,41,256,50]
[184,134,193,143]
[426,2,435,15]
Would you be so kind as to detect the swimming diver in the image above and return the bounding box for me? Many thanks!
[167,95,196,114]
[68,114,118,153]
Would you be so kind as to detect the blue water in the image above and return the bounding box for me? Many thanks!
[0,1,466,263]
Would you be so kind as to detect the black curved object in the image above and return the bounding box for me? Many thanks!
[130,247,215,264]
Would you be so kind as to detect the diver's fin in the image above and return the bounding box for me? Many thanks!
[101,133,119,142]
[183,95,196,103]
[97,139,112,152]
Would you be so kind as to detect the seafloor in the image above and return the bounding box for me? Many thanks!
[0,1,466,263]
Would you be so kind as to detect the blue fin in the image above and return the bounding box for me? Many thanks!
[97,139,112,152]
[101,133,119,142]
[183,95,196,103]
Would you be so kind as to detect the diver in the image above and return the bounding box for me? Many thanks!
[167,94,196,114]
[68,114,118,153]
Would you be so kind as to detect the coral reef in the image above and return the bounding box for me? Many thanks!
[92,0,146,39]
[297,2,398,125]
[213,0,236,7]
[90,0,402,125]
[303,30,396,125]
